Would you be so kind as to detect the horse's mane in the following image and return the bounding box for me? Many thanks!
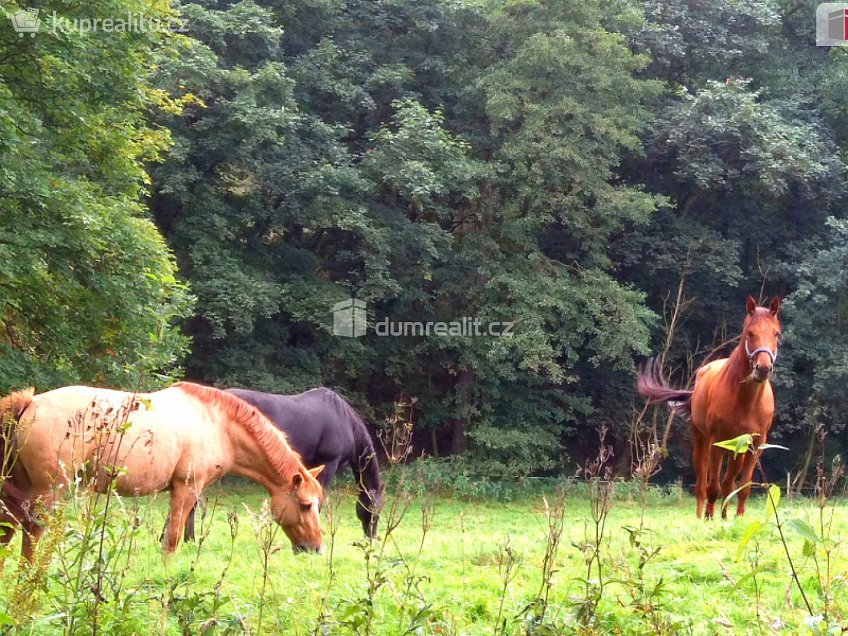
[310,388,383,493]
[312,389,378,452]
[174,382,305,479]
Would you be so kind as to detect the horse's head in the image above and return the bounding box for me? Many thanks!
[743,295,782,383]
[273,465,324,553]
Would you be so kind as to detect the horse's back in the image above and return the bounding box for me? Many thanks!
[693,359,728,385]
[227,388,357,465]
[18,385,216,495]
[19,385,136,453]
[26,385,132,410]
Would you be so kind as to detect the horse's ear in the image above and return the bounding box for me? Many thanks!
[746,295,758,315]
[309,465,325,480]
[769,296,780,316]
[292,473,303,490]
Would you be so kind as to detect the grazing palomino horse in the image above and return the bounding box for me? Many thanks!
[182,387,384,541]
[638,296,781,519]
[0,382,324,561]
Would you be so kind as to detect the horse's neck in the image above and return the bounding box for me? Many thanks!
[226,421,285,492]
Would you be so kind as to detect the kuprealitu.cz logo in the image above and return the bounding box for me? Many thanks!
[8,7,189,36]
[9,7,39,36]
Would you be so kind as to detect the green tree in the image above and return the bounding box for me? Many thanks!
[0,0,192,392]
[618,0,848,480]
[152,0,660,475]
[776,219,848,483]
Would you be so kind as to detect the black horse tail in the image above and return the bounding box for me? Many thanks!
[637,358,693,420]
[0,388,34,524]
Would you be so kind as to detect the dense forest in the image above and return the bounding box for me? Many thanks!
[1,0,846,486]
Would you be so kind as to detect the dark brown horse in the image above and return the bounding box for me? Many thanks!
[638,296,781,519]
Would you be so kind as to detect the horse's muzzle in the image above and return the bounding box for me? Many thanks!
[293,543,323,555]
[753,366,773,382]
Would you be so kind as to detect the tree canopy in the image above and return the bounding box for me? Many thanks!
[0,0,192,390]
[3,0,848,483]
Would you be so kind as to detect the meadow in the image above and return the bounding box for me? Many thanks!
[0,471,845,636]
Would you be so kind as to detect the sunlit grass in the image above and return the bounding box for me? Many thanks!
[1,480,847,634]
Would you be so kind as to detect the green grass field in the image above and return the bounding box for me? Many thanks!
[1,478,845,635]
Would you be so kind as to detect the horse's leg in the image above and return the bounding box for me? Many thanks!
[319,460,339,493]
[356,494,379,538]
[21,491,53,563]
[182,503,197,543]
[735,449,760,517]
[0,506,17,546]
[161,502,198,544]
[355,471,379,538]
[165,502,199,544]
[163,483,199,554]
[177,470,204,543]
[692,429,708,519]
[705,448,724,520]
[352,454,382,537]
[720,453,745,520]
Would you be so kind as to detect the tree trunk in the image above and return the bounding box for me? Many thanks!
[450,420,467,455]
[431,428,440,458]
[449,368,474,455]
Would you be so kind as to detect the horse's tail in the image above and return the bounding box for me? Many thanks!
[637,358,693,420]
[0,388,34,522]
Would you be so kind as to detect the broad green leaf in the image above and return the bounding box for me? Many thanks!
[736,519,766,562]
[758,443,790,452]
[714,434,758,458]
[803,539,816,557]
[786,518,819,545]
[765,484,781,519]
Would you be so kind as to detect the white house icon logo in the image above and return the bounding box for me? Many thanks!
[10,8,40,36]
[332,298,366,337]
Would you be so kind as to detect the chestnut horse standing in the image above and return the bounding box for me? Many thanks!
[638,296,781,519]
[0,382,324,561]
